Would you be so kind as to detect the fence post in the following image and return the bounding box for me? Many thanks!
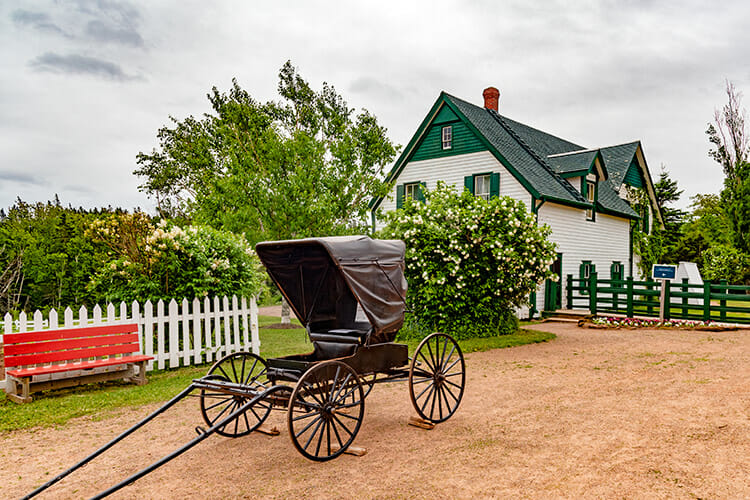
[703,282,711,322]
[626,277,634,317]
[646,280,655,316]
[720,279,727,322]
[612,278,619,312]
[681,278,688,318]
[566,274,573,310]
[589,271,598,316]
[663,280,671,320]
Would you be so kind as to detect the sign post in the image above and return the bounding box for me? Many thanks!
[652,264,677,321]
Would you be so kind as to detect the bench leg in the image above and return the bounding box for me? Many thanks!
[6,376,33,404]
[130,361,148,385]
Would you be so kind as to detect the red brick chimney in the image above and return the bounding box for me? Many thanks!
[483,87,500,111]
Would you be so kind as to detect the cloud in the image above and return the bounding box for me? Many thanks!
[29,52,142,81]
[0,171,44,186]
[85,19,143,47]
[350,77,407,102]
[10,9,68,36]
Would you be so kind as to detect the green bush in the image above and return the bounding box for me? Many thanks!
[380,182,556,339]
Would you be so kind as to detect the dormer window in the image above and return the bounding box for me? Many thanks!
[441,126,452,150]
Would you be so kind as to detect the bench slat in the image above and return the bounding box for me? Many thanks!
[3,323,139,344]
[6,355,153,378]
[4,333,140,356]
[5,344,141,368]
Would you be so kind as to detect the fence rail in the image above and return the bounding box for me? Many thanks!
[566,273,750,324]
[1,295,259,379]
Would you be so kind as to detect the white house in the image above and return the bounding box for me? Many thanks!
[370,87,662,316]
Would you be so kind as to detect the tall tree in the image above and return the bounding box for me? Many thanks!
[652,165,686,262]
[706,80,750,254]
[135,61,399,242]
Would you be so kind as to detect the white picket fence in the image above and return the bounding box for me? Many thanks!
[1,295,259,377]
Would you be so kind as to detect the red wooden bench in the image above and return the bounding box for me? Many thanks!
[3,323,153,404]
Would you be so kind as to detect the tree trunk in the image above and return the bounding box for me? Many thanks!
[280,297,291,325]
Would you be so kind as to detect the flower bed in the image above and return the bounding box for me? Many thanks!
[587,316,737,331]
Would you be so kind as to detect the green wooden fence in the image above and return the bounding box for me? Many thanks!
[566,273,750,324]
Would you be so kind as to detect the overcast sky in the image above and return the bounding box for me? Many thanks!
[2,0,749,213]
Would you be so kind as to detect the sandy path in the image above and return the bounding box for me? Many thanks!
[2,322,750,499]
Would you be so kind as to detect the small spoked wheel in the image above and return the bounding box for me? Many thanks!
[200,352,272,438]
[409,332,465,423]
[288,360,365,461]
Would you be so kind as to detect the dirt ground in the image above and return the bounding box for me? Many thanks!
[3,321,750,499]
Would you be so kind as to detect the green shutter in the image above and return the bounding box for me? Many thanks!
[490,173,500,198]
[417,182,426,202]
[611,261,622,281]
[464,175,474,194]
[580,261,591,295]
[396,184,404,209]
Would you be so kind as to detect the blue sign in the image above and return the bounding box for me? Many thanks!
[652,264,676,280]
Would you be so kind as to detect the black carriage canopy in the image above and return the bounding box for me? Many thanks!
[255,236,407,344]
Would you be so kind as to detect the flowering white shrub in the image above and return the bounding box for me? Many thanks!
[88,215,264,303]
[380,182,556,339]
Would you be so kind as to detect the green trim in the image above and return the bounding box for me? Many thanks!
[559,170,588,179]
[396,184,404,209]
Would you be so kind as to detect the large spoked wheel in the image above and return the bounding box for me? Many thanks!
[288,360,365,461]
[200,352,272,438]
[409,332,465,423]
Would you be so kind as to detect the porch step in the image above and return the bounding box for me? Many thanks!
[542,309,591,321]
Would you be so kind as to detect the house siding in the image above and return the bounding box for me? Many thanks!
[375,151,532,230]
[536,203,631,309]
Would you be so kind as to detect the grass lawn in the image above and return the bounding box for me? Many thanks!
[0,316,554,433]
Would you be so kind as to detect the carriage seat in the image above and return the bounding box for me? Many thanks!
[309,328,368,360]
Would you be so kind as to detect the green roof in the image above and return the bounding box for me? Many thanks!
[374,92,648,219]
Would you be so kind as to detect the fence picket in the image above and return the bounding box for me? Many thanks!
[143,301,154,370]
[232,295,241,352]
[48,309,58,329]
[181,298,191,366]
[204,297,213,363]
[168,299,179,368]
[157,300,166,370]
[222,296,231,356]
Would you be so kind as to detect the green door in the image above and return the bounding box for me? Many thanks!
[544,253,563,311]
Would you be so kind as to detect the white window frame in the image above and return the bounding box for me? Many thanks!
[586,181,596,221]
[441,126,452,150]
[474,174,491,200]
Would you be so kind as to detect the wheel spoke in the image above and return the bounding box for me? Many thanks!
[438,337,448,373]
[303,417,324,450]
[216,364,231,381]
[229,357,239,383]
[441,345,456,372]
[329,365,342,401]
[292,410,320,422]
[443,357,461,374]
[315,419,325,456]
[332,373,352,403]
[411,376,432,385]
[437,383,444,420]
[420,385,436,413]
[331,412,355,437]
[298,413,323,440]
[203,395,234,412]
[243,358,259,385]
[442,382,459,404]
[331,417,345,449]
[414,380,435,402]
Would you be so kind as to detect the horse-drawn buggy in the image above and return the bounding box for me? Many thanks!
[26,236,466,498]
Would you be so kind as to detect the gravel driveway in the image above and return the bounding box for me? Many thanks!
[2,321,750,499]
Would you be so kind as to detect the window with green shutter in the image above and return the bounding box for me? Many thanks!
[464,172,500,199]
[397,182,425,208]
[580,260,593,295]
[611,261,623,281]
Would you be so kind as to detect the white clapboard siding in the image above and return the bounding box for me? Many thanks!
[375,151,532,230]
[1,295,260,381]
[536,203,630,309]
